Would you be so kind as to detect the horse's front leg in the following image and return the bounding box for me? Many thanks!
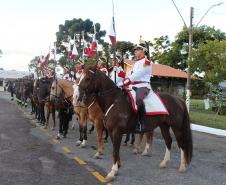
[76,124,83,146]
[94,119,104,159]
[142,131,153,156]
[80,126,87,148]
[106,128,122,182]
[51,105,56,130]
[44,103,50,129]
[133,133,143,154]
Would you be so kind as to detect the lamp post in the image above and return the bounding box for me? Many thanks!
[196,2,224,27]
[171,1,223,112]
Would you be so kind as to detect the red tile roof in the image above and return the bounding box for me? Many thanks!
[124,60,188,79]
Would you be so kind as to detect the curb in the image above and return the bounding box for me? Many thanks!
[191,124,226,137]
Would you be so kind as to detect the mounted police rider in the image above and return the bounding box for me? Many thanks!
[118,43,152,132]
[110,55,125,84]
[97,57,108,76]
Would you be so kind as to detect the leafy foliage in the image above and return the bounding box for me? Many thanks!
[191,40,226,84]
[115,41,135,58]
[149,26,226,71]
[28,57,56,77]
[56,18,106,56]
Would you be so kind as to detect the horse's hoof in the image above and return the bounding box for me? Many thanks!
[80,144,86,148]
[43,126,47,129]
[179,165,186,173]
[123,142,127,146]
[56,133,61,140]
[76,141,82,146]
[104,139,108,143]
[159,161,167,169]
[141,151,149,156]
[132,149,138,155]
[94,153,100,159]
[105,175,115,183]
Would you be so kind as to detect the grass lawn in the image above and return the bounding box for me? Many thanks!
[189,99,226,130]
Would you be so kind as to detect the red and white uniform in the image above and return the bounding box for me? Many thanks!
[99,66,108,76]
[63,73,70,80]
[128,56,152,88]
[118,56,152,88]
[110,65,124,84]
[75,66,83,79]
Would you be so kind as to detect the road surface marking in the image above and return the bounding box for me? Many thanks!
[74,156,87,165]
[52,139,60,144]
[91,171,107,183]
[62,146,71,153]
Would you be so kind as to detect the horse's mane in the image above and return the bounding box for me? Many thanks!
[57,78,73,87]
[84,65,117,89]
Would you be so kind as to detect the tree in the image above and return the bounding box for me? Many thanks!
[56,18,106,56]
[191,40,226,85]
[28,57,56,77]
[149,26,226,70]
[28,57,42,76]
[115,41,135,58]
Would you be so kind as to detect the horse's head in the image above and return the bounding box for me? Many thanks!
[78,65,100,102]
[50,78,64,105]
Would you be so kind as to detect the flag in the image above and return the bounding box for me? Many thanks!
[39,53,50,68]
[70,44,78,60]
[89,24,97,58]
[108,16,116,46]
[44,53,50,63]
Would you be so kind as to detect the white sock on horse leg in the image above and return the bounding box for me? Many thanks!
[179,148,186,172]
[142,143,150,155]
[159,147,171,168]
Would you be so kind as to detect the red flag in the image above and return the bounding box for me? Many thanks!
[108,16,116,46]
[89,34,97,58]
[44,53,50,63]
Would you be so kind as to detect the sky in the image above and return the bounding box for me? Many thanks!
[0,0,226,71]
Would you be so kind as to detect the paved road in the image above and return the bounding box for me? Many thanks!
[0,92,102,185]
[1,92,226,185]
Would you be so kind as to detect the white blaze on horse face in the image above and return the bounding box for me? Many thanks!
[73,84,79,104]
[78,73,85,86]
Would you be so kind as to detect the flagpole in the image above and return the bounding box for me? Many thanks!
[53,42,56,79]
[93,23,99,63]
[112,0,117,82]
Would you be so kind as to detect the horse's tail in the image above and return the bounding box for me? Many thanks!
[182,101,193,164]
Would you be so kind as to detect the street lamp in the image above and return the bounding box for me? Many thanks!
[196,2,224,27]
[171,1,223,112]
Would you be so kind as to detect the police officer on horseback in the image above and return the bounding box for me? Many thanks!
[118,43,152,132]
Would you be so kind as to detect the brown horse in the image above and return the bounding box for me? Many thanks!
[50,78,105,158]
[78,65,193,182]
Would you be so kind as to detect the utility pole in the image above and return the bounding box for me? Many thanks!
[171,1,223,112]
[186,7,194,112]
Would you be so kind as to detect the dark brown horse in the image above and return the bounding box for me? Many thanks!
[78,65,193,182]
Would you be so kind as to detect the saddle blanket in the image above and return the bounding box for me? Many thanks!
[126,88,169,115]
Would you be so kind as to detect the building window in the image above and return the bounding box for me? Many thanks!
[0,80,3,86]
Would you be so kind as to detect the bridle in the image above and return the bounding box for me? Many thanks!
[50,78,73,104]
[79,69,117,101]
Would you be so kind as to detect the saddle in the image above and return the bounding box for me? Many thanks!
[124,87,169,116]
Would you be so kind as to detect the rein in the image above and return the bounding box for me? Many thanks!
[51,79,73,103]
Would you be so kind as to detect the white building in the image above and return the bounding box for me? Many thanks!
[0,69,30,91]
